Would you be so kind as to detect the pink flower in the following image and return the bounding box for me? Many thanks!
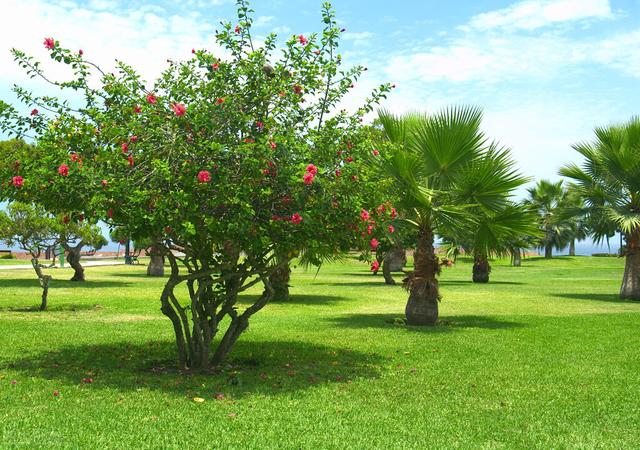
[146,94,157,104]
[212,63,220,70]
[256,120,264,129]
[335,169,341,177]
[58,164,69,177]
[70,153,80,162]
[43,37,55,49]
[262,169,270,175]
[30,109,38,116]
[12,176,23,188]
[291,213,303,224]
[134,105,142,114]
[370,238,379,250]
[372,149,379,156]
[298,35,308,45]
[171,103,187,116]
[269,141,277,150]
[82,377,93,384]
[303,172,315,185]
[345,156,354,163]
[314,50,321,55]
[121,143,129,153]
[351,175,358,181]
[101,179,108,187]
[293,85,303,95]
[127,155,134,167]
[371,260,380,272]
[388,225,395,233]
[367,224,374,235]
[306,164,318,175]
[130,135,138,143]
[391,208,397,219]
[197,170,211,183]
[360,209,370,221]
[78,49,83,56]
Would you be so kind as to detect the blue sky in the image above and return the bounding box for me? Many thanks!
[1,0,638,253]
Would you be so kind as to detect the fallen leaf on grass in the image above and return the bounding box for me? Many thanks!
[193,397,205,403]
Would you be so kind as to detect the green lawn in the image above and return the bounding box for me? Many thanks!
[0,256,638,449]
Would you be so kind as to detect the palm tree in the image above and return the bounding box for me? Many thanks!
[376,106,528,324]
[526,180,573,258]
[560,117,640,300]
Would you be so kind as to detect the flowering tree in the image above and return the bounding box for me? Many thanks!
[0,1,391,369]
[0,202,59,310]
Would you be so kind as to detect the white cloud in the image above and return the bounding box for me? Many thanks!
[342,31,374,47]
[469,0,613,31]
[253,15,275,27]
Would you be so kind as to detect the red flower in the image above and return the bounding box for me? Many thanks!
[391,207,397,219]
[262,169,270,175]
[62,215,70,225]
[216,97,225,104]
[134,105,142,114]
[388,225,395,233]
[376,204,386,214]
[269,141,277,150]
[191,48,196,54]
[12,176,23,188]
[78,214,84,222]
[306,164,318,175]
[107,208,114,218]
[256,120,264,129]
[291,213,303,224]
[53,390,60,397]
[335,169,341,177]
[212,63,220,70]
[82,377,93,384]
[58,164,69,176]
[101,179,108,187]
[127,155,134,167]
[171,103,187,116]
[243,138,255,144]
[121,143,128,153]
[70,153,80,162]
[30,109,38,116]
[146,94,157,104]
[367,224,374,235]
[164,226,172,234]
[351,175,358,181]
[197,170,211,183]
[371,260,380,272]
[303,172,315,185]
[345,156,354,163]
[78,49,83,56]
[372,149,380,156]
[43,37,55,49]
[370,238,379,250]
[298,34,308,45]
[293,85,303,95]
[235,25,241,33]
[360,209,370,221]
[130,135,138,143]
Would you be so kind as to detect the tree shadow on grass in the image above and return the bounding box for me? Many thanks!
[439,280,525,286]
[3,339,383,399]
[0,303,104,313]
[0,278,131,289]
[326,313,524,333]
[552,293,627,303]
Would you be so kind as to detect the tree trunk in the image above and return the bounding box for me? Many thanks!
[569,239,576,256]
[620,232,640,301]
[382,258,396,285]
[66,245,85,281]
[147,252,165,277]
[31,258,51,311]
[544,243,553,259]
[269,261,291,301]
[512,249,522,267]
[404,227,439,326]
[472,255,491,283]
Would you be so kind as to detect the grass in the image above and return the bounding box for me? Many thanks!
[0,256,639,448]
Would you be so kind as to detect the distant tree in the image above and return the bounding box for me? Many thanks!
[526,180,573,258]
[0,202,59,310]
[58,216,107,281]
[561,117,640,300]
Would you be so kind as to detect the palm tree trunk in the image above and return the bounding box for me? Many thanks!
[472,254,491,283]
[569,239,576,256]
[269,257,291,301]
[620,232,640,300]
[544,243,553,259]
[512,248,522,267]
[404,227,439,326]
